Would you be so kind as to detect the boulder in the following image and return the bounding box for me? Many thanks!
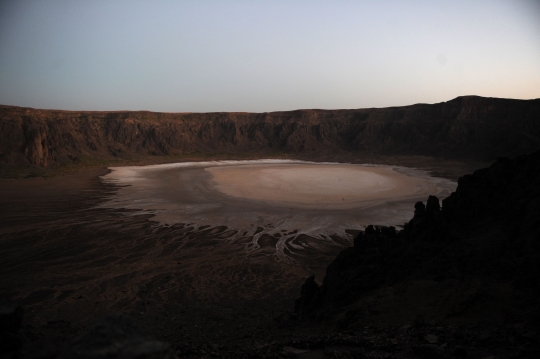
[0,298,23,333]
[0,298,26,355]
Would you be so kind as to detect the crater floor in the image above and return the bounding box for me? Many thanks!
[100,160,456,237]
[0,160,457,349]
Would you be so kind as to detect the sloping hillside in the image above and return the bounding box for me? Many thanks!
[1,96,539,168]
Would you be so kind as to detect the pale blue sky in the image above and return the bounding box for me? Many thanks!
[0,0,539,112]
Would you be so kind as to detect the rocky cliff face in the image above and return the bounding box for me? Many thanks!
[1,96,539,167]
[295,150,540,327]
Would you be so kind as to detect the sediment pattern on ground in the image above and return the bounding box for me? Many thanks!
[0,169,350,347]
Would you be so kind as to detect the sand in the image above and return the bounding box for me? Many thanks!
[206,163,434,209]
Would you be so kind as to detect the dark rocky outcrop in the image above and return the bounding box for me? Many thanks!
[0,298,26,355]
[295,150,540,327]
[1,96,539,168]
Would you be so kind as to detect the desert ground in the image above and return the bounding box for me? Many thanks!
[0,157,478,352]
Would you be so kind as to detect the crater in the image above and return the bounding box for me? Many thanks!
[99,160,456,241]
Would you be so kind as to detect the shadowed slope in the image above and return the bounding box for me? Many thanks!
[296,150,540,328]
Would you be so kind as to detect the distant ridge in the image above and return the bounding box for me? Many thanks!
[1,96,539,168]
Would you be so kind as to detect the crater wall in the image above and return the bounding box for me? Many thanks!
[1,95,539,167]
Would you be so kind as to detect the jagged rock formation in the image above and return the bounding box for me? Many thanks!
[1,96,539,167]
[295,150,540,326]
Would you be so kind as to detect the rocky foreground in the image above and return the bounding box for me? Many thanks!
[293,150,540,358]
[2,151,540,357]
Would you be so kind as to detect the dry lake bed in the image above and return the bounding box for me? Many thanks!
[100,159,455,239]
[0,159,457,345]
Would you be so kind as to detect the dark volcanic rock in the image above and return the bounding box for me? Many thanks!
[0,298,26,355]
[295,150,540,326]
[1,96,540,167]
[294,276,321,318]
[442,152,540,225]
[0,298,23,333]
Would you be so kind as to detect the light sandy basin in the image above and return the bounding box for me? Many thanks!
[207,164,429,209]
[99,160,456,241]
